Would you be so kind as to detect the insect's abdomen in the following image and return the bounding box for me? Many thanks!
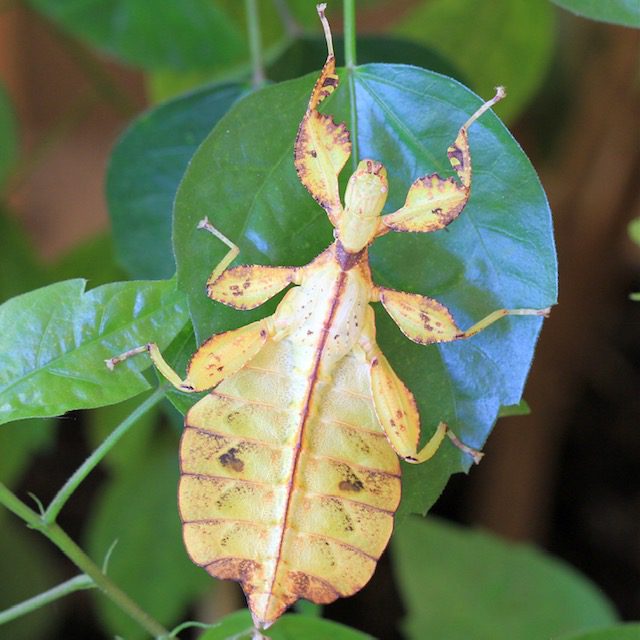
[178,333,400,626]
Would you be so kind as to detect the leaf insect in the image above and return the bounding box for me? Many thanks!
[107,3,549,631]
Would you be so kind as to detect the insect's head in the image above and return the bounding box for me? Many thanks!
[338,159,388,252]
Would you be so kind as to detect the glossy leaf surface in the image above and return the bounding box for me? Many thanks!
[174,65,556,518]
[86,445,208,639]
[107,83,245,279]
[394,0,555,121]
[199,608,372,640]
[0,278,187,425]
[393,517,618,640]
[552,0,639,27]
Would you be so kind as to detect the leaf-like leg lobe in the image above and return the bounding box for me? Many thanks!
[207,264,297,310]
[184,319,271,391]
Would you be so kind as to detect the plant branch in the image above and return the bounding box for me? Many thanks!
[343,0,358,168]
[343,0,357,68]
[245,0,266,88]
[0,574,94,626]
[0,482,169,637]
[43,387,165,524]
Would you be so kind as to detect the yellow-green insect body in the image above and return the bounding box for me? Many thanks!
[107,5,549,630]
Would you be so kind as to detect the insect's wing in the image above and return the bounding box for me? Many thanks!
[179,336,400,628]
[294,10,351,228]
[207,264,297,310]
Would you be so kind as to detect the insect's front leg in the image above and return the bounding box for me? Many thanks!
[359,307,482,465]
[197,216,240,286]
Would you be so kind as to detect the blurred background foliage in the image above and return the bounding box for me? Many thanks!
[0,0,638,638]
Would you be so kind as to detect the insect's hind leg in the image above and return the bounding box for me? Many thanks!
[359,307,482,465]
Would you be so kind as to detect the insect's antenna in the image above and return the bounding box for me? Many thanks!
[462,86,506,131]
[316,3,334,58]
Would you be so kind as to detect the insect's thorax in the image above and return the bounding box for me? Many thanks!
[274,243,372,372]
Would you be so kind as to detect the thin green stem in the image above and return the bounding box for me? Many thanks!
[343,0,357,68]
[245,0,265,88]
[0,483,169,638]
[43,387,165,524]
[0,574,94,626]
[344,0,359,168]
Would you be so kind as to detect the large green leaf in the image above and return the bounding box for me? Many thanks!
[0,515,61,640]
[26,0,245,71]
[0,210,44,303]
[393,517,617,640]
[551,0,639,27]
[394,0,555,121]
[0,278,187,425]
[269,35,465,84]
[49,232,124,287]
[199,609,372,640]
[0,418,54,488]
[0,82,17,191]
[559,625,640,640]
[107,83,246,279]
[85,443,209,639]
[173,65,556,517]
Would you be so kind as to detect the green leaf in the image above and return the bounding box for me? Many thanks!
[0,209,45,303]
[173,65,556,518]
[107,83,245,279]
[394,0,555,121]
[0,419,54,488]
[558,624,640,640]
[199,609,372,640]
[393,517,618,640]
[26,0,246,71]
[85,391,159,474]
[50,233,124,287]
[0,515,61,640]
[85,443,209,639]
[268,36,465,85]
[498,399,530,417]
[0,278,188,425]
[0,82,18,191]
[551,0,639,27]
[628,218,640,247]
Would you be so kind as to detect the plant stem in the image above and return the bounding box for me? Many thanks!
[0,574,94,626]
[343,0,357,69]
[343,0,359,168]
[245,0,265,88]
[0,483,169,638]
[43,387,165,524]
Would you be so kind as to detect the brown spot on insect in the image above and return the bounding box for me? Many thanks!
[243,280,251,289]
[218,447,245,472]
[322,75,338,88]
[339,478,364,492]
[310,149,317,158]
[395,410,404,419]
